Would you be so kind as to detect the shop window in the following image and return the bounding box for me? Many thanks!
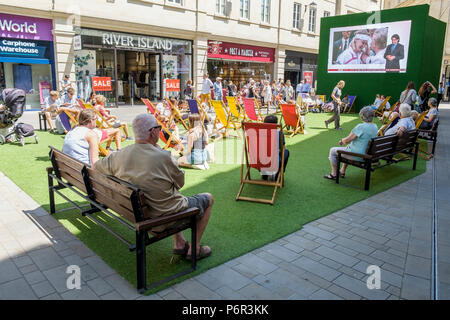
[261,0,270,23]
[13,64,33,93]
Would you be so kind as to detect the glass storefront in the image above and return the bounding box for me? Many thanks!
[74,28,192,107]
[207,60,273,88]
[284,50,318,90]
[0,14,55,109]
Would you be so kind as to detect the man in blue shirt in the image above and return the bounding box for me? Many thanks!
[213,77,223,101]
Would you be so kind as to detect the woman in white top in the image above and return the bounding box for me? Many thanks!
[261,80,272,110]
[62,109,99,166]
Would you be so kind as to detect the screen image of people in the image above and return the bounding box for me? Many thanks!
[328,20,411,73]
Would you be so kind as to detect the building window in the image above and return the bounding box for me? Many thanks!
[216,0,227,15]
[324,11,330,17]
[261,0,270,23]
[240,0,250,19]
[308,6,316,33]
[293,3,301,29]
[167,0,182,4]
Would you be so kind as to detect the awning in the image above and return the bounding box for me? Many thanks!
[0,57,50,64]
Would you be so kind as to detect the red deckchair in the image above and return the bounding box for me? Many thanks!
[236,122,285,205]
[243,98,263,122]
[280,103,304,137]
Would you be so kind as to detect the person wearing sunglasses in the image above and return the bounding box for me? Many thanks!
[94,113,213,260]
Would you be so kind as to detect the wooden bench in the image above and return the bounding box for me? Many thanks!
[336,130,419,190]
[418,119,438,159]
[47,146,201,293]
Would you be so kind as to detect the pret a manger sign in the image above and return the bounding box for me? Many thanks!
[93,77,112,91]
[208,41,275,63]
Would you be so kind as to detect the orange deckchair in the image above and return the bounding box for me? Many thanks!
[415,111,428,129]
[280,104,304,137]
[141,98,160,116]
[226,96,244,120]
[165,98,190,131]
[236,122,285,205]
[243,98,263,122]
[211,100,241,137]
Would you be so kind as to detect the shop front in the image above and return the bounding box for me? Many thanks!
[207,40,275,88]
[284,50,318,91]
[74,28,192,107]
[0,13,56,109]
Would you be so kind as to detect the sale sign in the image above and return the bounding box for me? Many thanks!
[165,79,180,92]
[303,71,313,85]
[92,77,112,91]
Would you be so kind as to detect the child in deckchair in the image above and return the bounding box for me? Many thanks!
[261,115,290,181]
[94,95,133,140]
[178,114,210,170]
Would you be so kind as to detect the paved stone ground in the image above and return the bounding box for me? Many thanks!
[1,104,448,300]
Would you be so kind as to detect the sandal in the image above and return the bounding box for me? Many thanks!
[324,173,336,180]
[186,245,211,261]
[340,172,345,178]
[172,241,189,256]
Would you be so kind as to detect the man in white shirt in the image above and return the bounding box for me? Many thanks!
[200,73,213,105]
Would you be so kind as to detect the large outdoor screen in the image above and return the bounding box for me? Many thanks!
[327,20,411,73]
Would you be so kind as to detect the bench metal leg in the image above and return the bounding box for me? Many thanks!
[364,164,371,191]
[136,230,147,293]
[413,143,419,170]
[191,216,197,270]
[48,174,55,214]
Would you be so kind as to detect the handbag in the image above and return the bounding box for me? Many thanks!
[322,101,335,112]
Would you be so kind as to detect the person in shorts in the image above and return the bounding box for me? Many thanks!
[94,113,213,260]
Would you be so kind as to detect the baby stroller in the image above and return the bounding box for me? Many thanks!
[0,88,38,146]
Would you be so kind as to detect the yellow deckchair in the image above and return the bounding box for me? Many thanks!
[226,96,244,120]
[374,96,391,118]
[211,100,241,137]
[165,98,190,131]
[415,111,428,129]
[381,101,399,124]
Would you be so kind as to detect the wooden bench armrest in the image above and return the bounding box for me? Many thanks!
[417,129,435,134]
[135,207,200,232]
[46,167,54,173]
[337,150,373,160]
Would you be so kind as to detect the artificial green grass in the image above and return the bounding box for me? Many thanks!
[0,113,426,294]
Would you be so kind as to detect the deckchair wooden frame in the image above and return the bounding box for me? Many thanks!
[280,103,304,137]
[236,122,285,205]
[185,99,207,133]
[382,101,399,124]
[166,98,190,131]
[195,98,210,123]
[211,100,241,137]
[415,111,428,129]
[374,96,391,117]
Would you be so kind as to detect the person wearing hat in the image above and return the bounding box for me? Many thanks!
[213,77,223,101]
[419,97,438,130]
[384,34,404,71]
[94,113,214,260]
[335,30,371,65]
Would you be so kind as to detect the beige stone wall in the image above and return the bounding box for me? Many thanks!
[0,0,391,96]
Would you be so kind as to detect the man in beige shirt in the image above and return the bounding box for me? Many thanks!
[94,113,213,260]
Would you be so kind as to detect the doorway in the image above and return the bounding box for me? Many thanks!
[116,50,161,105]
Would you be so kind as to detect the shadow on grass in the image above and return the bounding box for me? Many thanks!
[0,113,427,295]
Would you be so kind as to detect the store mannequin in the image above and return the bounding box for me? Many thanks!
[83,70,92,102]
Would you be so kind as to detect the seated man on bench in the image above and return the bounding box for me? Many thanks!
[94,113,214,260]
